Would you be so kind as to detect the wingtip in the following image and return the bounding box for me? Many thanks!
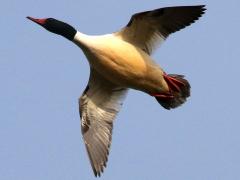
[199,5,207,12]
[92,164,104,177]
[195,5,207,16]
[93,168,98,177]
[201,5,207,16]
[94,171,101,178]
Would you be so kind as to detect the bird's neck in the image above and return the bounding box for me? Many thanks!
[73,31,95,50]
[59,24,77,41]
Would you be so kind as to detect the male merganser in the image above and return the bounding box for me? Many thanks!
[27,5,206,177]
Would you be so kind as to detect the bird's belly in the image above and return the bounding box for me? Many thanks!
[81,37,168,93]
[85,43,148,88]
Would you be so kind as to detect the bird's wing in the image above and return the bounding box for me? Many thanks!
[79,68,128,177]
[115,5,206,55]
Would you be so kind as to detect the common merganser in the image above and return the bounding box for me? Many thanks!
[27,5,206,177]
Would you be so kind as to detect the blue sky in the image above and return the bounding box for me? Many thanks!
[1,0,240,179]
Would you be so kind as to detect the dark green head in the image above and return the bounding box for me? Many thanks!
[27,16,77,41]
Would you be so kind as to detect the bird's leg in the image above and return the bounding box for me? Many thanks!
[163,73,186,92]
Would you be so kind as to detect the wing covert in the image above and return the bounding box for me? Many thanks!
[115,5,206,54]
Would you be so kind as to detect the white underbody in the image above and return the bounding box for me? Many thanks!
[73,31,169,94]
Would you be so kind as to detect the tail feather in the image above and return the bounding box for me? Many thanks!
[155,73,191,110]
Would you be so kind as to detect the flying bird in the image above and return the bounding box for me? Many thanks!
[27,5,206,177]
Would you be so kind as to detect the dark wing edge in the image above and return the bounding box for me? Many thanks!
[153,5,206,37]
[115,5,206,54]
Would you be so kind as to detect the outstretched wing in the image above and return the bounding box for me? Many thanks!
[115,5,206,54]
[79,69,128,177]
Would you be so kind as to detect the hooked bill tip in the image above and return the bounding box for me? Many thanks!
[26,16,47,25]
[26,16,35,21]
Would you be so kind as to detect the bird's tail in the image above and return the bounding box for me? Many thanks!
[154,73,191,110]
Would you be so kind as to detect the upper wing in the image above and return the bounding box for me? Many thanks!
[115,5,206,55]
[79,69,128,177]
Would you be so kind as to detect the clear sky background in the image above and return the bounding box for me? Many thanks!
[1,0,239,180]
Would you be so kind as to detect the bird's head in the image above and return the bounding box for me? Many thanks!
[27,17,77,41]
